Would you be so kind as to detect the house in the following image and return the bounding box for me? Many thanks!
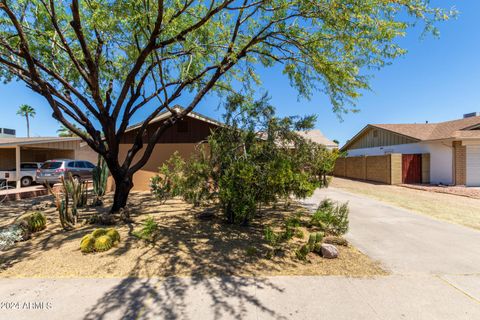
[296,130,338,150]
[121,107,338,190]
[339,113,480,186]
[0,136,97,188]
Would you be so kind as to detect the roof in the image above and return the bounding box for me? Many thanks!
[342,115,480,151]
[296,129,338,147]
[0,137,81,147]
[125,106,224,133]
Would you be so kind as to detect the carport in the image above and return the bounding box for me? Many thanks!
[0,137,83,189]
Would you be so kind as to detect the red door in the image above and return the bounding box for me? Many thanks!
[402,154,422,184]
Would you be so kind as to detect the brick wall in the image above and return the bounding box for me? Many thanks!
[453,141,466,185]
[334,153,404,185]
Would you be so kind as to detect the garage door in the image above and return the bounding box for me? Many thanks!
[466,146,480,186]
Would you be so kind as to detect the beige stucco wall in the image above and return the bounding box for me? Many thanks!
[110,143,205,191]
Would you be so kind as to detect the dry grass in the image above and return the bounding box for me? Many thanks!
[331,177,480,230]
[0,192,385,278]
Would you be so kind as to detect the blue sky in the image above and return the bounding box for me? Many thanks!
[0,0,478,146]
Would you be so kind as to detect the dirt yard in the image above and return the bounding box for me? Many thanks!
[331,177,480,230]
[0,192,385,278]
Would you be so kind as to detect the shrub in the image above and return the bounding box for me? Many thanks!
[0,225,23,251]
[80,235,95,253]
[150,98,339,225]
[91,228,107,238]
[264,226,277,246]
[133,217,159,241]
[245,246,258,257]
[94,235,113,252]
[106,228,121,243]
[295,244,311,261]
[20,211,46,233]
[310,199,349,236]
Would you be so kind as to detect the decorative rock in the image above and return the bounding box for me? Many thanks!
[321,244,339,259]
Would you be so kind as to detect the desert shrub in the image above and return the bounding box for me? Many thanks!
[295,232,323,260]
[310,199,349,236]
[264,226,278,246]
[133,217,159,241]
[20,211,46,233]
[91,228,108,238]
[94,235,113,252]
[80,235,95,253]
[151,97,339,225]
[106,228,121,243]
[245,246,258,257]
[295,244,311,261]
[0,225,23,251]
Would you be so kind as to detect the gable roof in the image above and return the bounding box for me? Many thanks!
[296,129,338,147]
[342,115,480,151]
[125,106,224,133]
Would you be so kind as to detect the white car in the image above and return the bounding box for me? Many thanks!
[0,162,43,187]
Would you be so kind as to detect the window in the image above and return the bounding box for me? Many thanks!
[67,161,75,168]
[84,161,95,169]
[177,120,189,133]
[21,163,38,170]
[41,162,62,169]
[75,161,86,168]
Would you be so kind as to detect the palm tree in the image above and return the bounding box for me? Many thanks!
[16,104,36,137]
[57,125,75,137]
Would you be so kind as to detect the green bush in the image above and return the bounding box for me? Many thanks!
[310,199,349,236]
[264,226,278,246]
[150,98,339,225]
[94,235,113,252]
[295,244,310,261]
[133,217,159,241]
[20,211,46,233]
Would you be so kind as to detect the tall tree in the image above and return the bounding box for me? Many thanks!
[0,1,453,212]
[16,104,36,137]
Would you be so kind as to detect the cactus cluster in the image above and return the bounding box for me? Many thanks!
[92,155,109,205]
[80,228,120,254]
[48,173,88,231]
[295,232,324,260]
[20,211,47,233]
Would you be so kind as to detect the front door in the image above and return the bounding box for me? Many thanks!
[402,154,422,184]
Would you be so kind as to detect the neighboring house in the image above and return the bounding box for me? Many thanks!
[296,130,338,150]
[0,136,97,188]
[340,113,480,186]
[120,107,338,191]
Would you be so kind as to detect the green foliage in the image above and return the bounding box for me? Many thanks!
[20,212,46,233]
[310,199,349,236]
[94,235,113,252]
[80,235,95,253]
[245,246,258,257]
[133,217,159,241]
[92,155,109,204]
[152,98,339,224]
[295,244,311,261]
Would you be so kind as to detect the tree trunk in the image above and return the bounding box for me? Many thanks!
[26,115,30,138]
[111,174,134,213]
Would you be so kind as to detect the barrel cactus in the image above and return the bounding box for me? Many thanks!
[20,211,46,233]
[106,228,120,243]
[80,235,95,253]
[94,235,113,252]
[91,228,107,238]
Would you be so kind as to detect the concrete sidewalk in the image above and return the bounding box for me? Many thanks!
[0,275,479,320]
